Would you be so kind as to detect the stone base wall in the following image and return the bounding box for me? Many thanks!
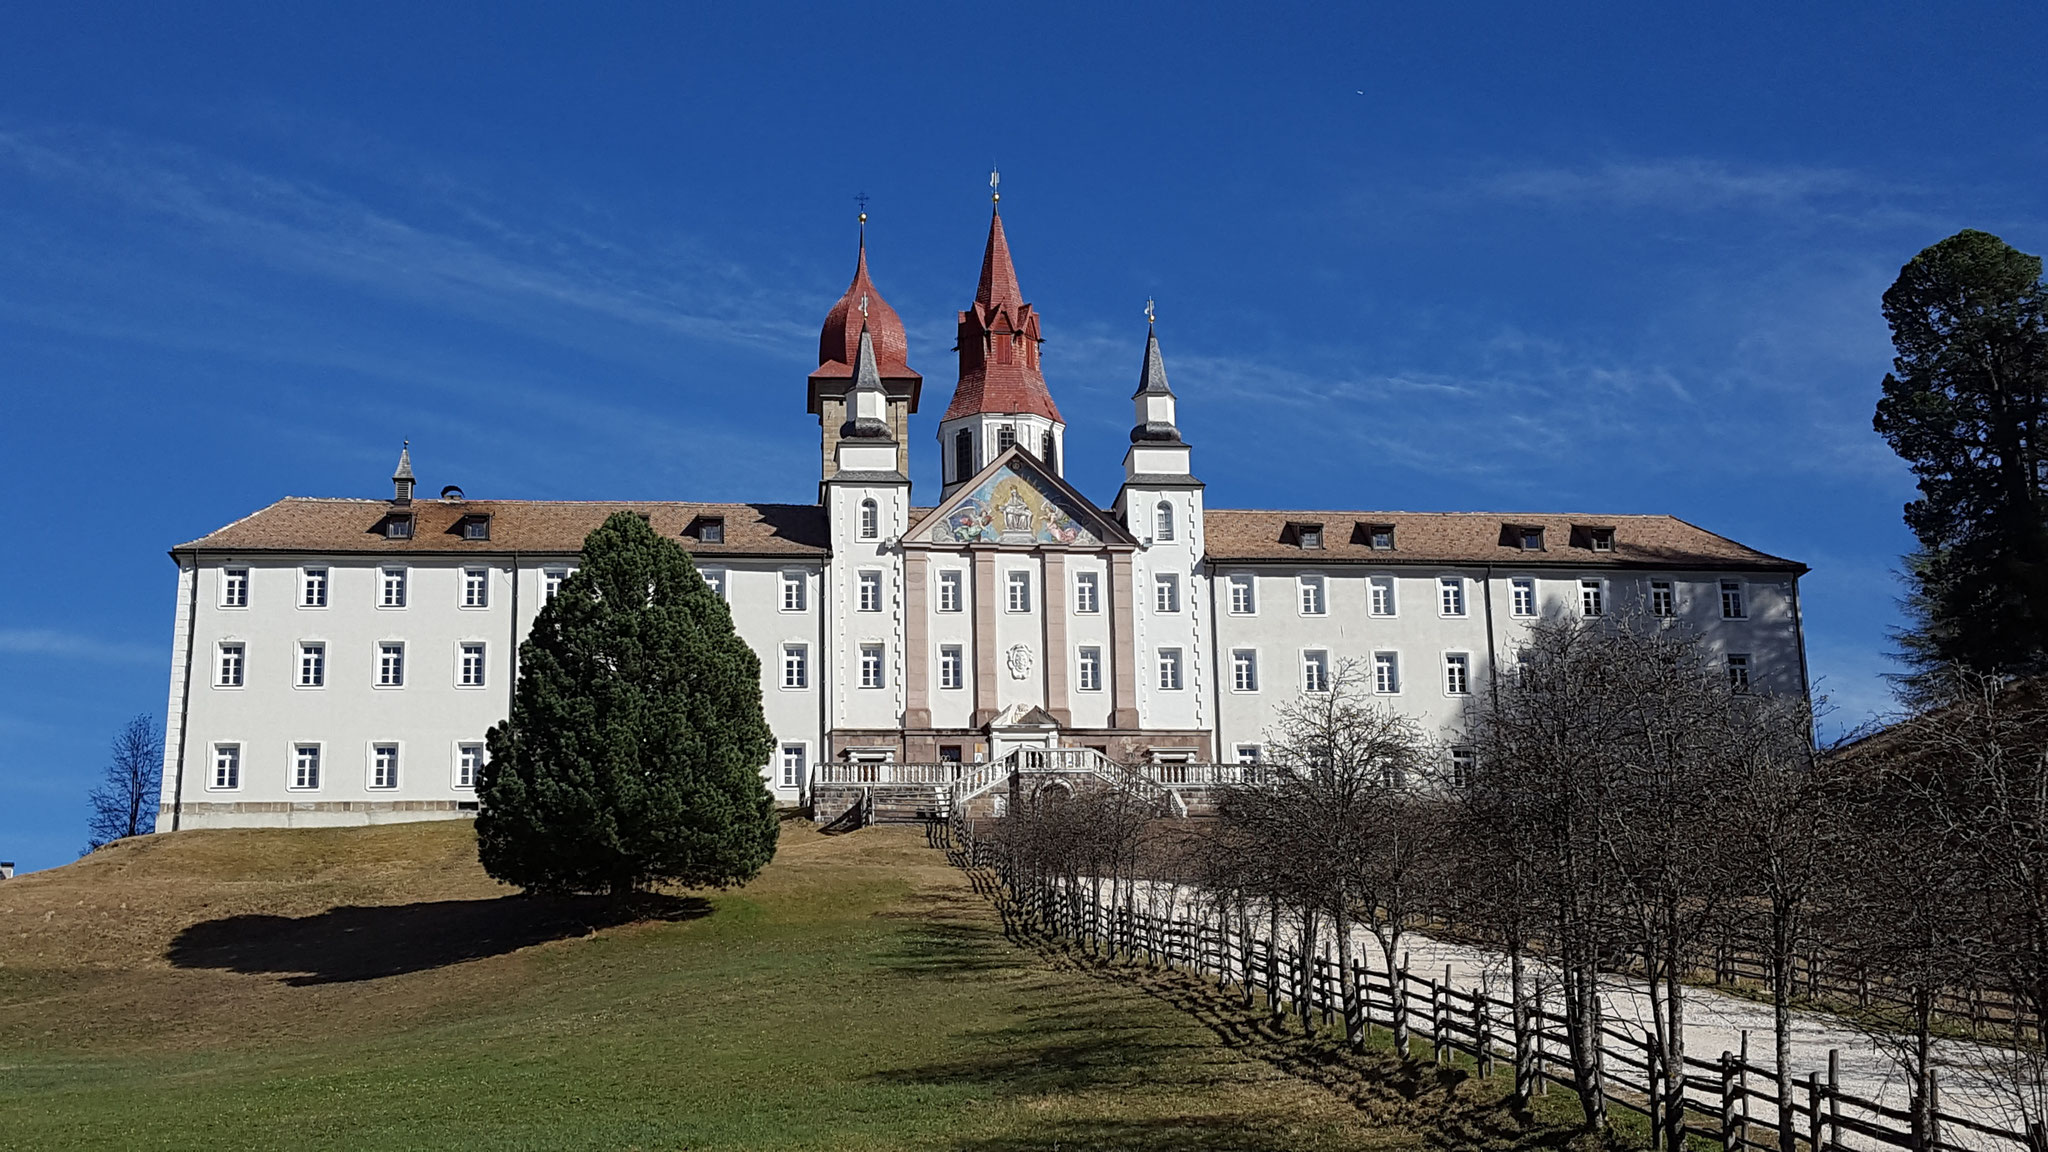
[162,800,478,830]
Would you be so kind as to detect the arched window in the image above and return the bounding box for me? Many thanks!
[1155,501,1175,541]
[859,498,879,540]
[954,429,974,481]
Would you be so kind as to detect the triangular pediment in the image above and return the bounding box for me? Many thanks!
[988,703,1060,731]
[908,447,1133,548]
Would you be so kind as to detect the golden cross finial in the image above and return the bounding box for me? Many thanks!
[1144,298,1156,325]
[989,166,1001,203]
[854,191,868,224]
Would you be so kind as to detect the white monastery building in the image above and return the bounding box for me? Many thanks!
[157,200,1810,829]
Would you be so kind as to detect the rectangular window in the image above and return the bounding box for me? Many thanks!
[378,642,405,687]
[1296,524,1324,549]
[1368,575,1395,617]
[1580,579,1604,617]
[1727,653,1752,692]
[1368,525,1395,551]
[380,568,407,608]
[1444,652,1471,696]
[298,642,325,687]
[860,644,885,689]
[211,743,240,789]
[780,571,806,612]
[1154,573,1180,613]
[371,744,400,790]
[1227,573,1255,615]
[1519,527,1545,551]
[698,517,724,544]
[459,642,487,687]
[301,568,328,608]
[939,645,964,691]
[1074,571,1100,614]
[1006,570,1031,613]
[997,424,1016,453]
[220,568,249,608]
[1651,579,1675,618]
[463,567,489,608]
[1451,748,1477,788]
[1298,574,1326,615]
[1303,649,1330,694]
[779,743,807,788]
[1511,577,1535,618]
[293,744,321,790]
[385,515,413,540]
[1589,528,1615,552]
[1373,651,1400,695]
[1235,744,1263,764]
[938,569,964,613]
[462,517,491,541]
[1231,649,1258,692]
[1721,579,1747,619]
[216,642,245,687]
[1439,576,1467,617]
[782,645,809,689]
[1077,646,1103,692]
[457,743,483,789]
[544,568,569,603]
[1157,647,1183,691]
[858,570,882,613]
[701,568,726,600]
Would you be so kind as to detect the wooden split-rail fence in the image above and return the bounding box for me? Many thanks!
[936,820,2040,1152]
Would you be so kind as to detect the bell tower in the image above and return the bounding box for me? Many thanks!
[810,213,920,486]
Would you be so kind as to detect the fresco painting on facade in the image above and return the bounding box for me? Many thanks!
[935,470,1098,546]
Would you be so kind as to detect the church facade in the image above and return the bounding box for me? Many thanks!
[156,202,1810,829]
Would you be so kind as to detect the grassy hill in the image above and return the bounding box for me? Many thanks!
[0,818,1426,1151]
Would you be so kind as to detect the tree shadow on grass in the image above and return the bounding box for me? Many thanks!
[166,893,710,986]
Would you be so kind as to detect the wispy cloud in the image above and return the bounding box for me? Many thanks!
[0,630,159,665]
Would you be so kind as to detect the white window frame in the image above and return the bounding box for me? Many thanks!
[543,568,571,603]
[939,644,965,691]
[1234,744,1263,765]
[379,567,407,609]
[1154,572,1181,614]
[1650,578,1676,619]
[300,567,328,609]
[857,569,883,613]
[781,644,809,690]
[1006,570,1032,613]
[1368,575,1396,618]
[1231,648,1259,693]
[1444,651,1472,697]
[1073,570,1100,615]
[1510,577,1536,618]
[461,567,489,609]
[215,641,245,688]
[297,641,325,688]
[455,742,484,790]
[1298,574,1327,616]
[859,498,880,541]
[209,742,242,790]
[1157,647,1184,691]
[1450,747,1477,788]
[1727,653,1752,692]
[1720,579,1748,620]
[1438,575,1467,618]
[780,570,807,613]
[700,567,727,601]
[1372,651,1401,695]
[377,641,406,688]
[458,641,487,688]
[290,742,322,791]
[1580,578,1606,618]
[859,643,886,689]
[219,567,249,609]
[778,742,809,789]
[1155,501,1175,542]
[1227,573,1256,615]
[369,742,401,791]
[1076,646,1103,692]
[1302,649,1330,694]
[938,569,965,613]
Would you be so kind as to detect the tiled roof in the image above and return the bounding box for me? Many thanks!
[814,231,919,382]
[1202,510,1804,572]
[174,499,829,556]
[943,207,1062,423]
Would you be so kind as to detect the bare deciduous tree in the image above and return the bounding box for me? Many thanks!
[85,714,161,853]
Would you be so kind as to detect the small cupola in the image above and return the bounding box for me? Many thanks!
[391,441,415,505]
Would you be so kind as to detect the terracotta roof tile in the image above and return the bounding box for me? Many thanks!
[1202,510,1803,572]
[175,498,829,557]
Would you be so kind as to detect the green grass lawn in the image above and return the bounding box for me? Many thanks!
[0,820,1431,1151]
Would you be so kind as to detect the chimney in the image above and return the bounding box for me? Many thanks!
[1,862,14,880]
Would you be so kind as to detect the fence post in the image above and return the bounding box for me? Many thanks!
[1476,986,1494,1078]
[1807,1070,1825,1152]
[1428,975,1444,1064]
[1739,1029,1751,1135]
[1827,1049,1840,1152]
[1926,1069,1941,1152]
[1721,1051,1739,1152]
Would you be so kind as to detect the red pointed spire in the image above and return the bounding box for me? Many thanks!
[815,219,916,380]
[944,203,1062,423]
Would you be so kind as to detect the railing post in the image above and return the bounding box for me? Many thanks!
[1807,1070,1825,1152]
[1827,1049,1840,1152]
[1721,1050,1739,1152]
[1476,985,1494,1078]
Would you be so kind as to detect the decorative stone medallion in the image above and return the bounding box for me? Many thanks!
[1006,644,1034,680]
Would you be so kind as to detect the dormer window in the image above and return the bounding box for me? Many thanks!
[459,515,491,541]
[1289,522,1324,550]
[384,515,413,540]
[1519,526,1545,551]
[1570,524,1617,552]
[690,516,725,545]
[1366,524,1395,551]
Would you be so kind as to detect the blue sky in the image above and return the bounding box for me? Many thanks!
[2,4,2044,871]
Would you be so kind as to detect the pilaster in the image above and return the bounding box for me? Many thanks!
[1042,552,1071,726]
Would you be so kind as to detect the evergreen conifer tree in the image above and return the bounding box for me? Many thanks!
[477,511,778,894]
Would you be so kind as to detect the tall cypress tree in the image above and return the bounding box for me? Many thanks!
[1874,229,2048,705]
[477,511,778,895]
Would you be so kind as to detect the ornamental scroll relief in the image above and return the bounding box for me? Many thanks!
[1006,644,1034,680]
